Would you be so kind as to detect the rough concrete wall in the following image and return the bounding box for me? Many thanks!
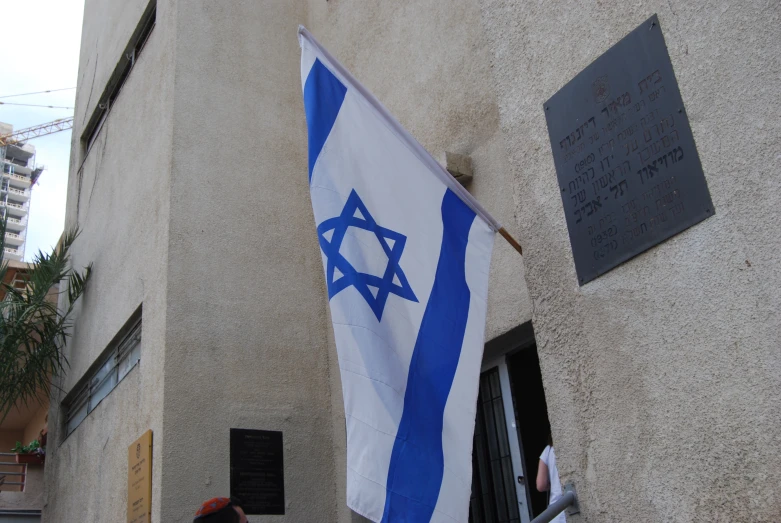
[43,0,176,521]
[159,2,338,521]
[305,1,532,520]
[69,0,153,138]
[477,1,781,521]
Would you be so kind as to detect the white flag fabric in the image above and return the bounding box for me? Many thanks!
[299,26,500,523]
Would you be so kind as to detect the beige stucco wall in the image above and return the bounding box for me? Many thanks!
[158,2,339,521]
[43,0,176,521]
[477,1,781,521]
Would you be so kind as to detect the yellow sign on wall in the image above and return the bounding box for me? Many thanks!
[128,430,153,523]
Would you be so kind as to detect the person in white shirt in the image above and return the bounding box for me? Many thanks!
[536,436,566,523]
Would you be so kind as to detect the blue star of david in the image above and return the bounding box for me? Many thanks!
[317,189,418,321]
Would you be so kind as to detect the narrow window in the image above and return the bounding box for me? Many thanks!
[81,0,157,154]
[61,306,142,439]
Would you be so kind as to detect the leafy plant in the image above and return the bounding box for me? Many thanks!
[0,216,92,423]
[11,439,40,454]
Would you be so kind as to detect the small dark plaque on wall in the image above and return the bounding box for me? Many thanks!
[230,429,285,515]
[544,14,713,285]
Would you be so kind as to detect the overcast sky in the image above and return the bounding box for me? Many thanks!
[0,0,84,261]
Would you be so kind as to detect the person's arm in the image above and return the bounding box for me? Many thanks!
[536,458,550,492]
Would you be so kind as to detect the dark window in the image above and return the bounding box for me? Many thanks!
[81,0,157,153]
[61,307,142,439]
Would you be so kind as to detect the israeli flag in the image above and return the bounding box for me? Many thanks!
[300,27,501,523]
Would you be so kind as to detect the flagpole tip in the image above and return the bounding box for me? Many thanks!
[298,25,312,48]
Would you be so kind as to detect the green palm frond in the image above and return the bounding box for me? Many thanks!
[0,219,91,423]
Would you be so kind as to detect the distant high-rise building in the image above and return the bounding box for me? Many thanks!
[0,122,42,262]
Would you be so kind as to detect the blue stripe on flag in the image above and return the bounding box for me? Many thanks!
[303,58,347,182]
[382,189,477,522]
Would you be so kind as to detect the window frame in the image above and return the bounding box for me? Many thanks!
[81,0,157,155]
[61,307,142,440]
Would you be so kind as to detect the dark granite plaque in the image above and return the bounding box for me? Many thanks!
[230,429,285,515]
[544,14,714,285]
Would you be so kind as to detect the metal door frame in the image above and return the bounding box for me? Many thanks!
[481,355,531,523]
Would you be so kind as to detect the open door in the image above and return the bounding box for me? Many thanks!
[469,357,530,523]
[469,323,556,522]
[506,345,553,518]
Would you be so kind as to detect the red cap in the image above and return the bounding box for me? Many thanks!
[194,497,232,519]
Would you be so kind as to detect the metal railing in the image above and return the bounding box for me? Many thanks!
[530,483,579,523]
[2,172,30,183]
[0,452,26,490]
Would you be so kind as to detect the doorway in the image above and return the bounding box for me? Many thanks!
[507,344,552,518]
[469,323,554,522]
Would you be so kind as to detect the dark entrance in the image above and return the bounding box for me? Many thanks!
[507,345,552,518]
[469,323,554,521]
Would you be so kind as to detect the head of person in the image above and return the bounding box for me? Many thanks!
[193,497,247,523]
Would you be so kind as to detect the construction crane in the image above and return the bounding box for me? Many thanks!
[0,117,74,147]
